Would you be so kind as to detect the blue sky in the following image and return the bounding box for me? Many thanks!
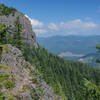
[1,0,100,37]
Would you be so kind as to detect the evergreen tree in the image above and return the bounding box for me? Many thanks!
[12,16,23,49]
[22,44,100,100]
[0,23,8,44]
[96,44,100,63]
[83,78,100,100]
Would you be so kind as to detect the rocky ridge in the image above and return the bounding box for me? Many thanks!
[0,44,61,100]
[0,9,38,48]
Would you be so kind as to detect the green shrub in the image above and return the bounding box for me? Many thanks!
[0,4,16,16]
[0,74,9,82]
[0,23,8,44]
[0,84,2,89]
[0,95,4,100]
[0,47,2,55]
[22,44,100,100]
[4,80,15,89]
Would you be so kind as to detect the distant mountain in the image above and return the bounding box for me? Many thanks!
[37,35,100,60]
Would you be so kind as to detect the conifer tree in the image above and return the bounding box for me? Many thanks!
[12,16,23,49]
[0,23,8,44]
[83,78,100,100]
[96,44,100,63]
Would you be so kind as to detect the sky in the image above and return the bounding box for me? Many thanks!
[1,0,100,37]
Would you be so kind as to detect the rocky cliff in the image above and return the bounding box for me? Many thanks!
[0,44,61,100]
[0,4,38,48]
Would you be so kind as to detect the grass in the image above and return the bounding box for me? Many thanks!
[0,95,4,100]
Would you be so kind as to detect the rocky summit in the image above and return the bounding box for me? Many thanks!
[0,5,38,48]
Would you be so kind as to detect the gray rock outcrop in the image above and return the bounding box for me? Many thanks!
[0,11,38,48]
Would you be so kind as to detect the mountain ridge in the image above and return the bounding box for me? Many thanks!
[37,35,100,59]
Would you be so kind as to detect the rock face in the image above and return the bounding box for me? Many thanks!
[0,11,38,48]
[0,44,61,100]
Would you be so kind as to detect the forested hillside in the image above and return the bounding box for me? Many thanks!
[22,44,100,100]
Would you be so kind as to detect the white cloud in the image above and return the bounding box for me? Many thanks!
[25,15,44,28]
[34,29,48,34]
[25,15,47,34]
[60,19,97,29]
[25,14,100,36]
[58,19,99,35]
[48,23,58,31]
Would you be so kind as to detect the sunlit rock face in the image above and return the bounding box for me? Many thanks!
[0,11,38,48]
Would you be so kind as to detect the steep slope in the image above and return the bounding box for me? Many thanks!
[0,4,38,48]
[23,45,100,100]
[0,44,61,100]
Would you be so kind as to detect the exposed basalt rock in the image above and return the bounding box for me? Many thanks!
[0,44,61,100]
[0,11,38,48]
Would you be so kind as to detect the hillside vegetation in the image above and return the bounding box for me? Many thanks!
[0,4,16,15]
[22,44,100,100]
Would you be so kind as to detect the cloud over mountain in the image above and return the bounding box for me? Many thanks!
[25,15,100,36]
[48,23,58,31]
[25,15,44,28]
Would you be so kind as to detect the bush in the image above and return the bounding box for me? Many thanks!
[0,4,16,15]
[4,80,15,89]
[0,84,3,89]
[0,47,2,55]
[0,95,4,100]
[0,74,9,82]
[0,23,8,44]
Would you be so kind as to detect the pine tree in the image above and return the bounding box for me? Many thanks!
[12,16,23,49]
[0,23,8,44]
[96,44,100,63]
[83,78,100,100]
